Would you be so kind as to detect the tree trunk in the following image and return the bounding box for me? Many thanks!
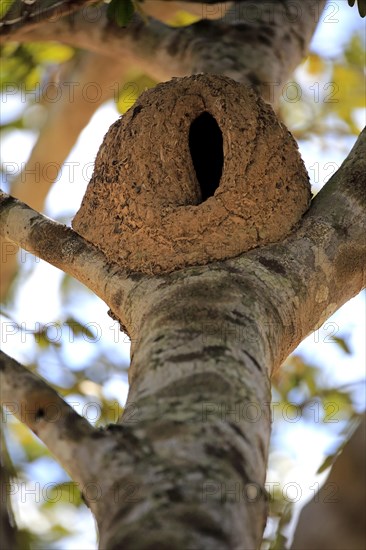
[0,2,365,549]
[96,267,272,549]
[1,121,364,547]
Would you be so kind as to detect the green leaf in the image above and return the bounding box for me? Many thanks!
[0,42,74,93]
[49,524,72,538]
[25,66,42,90]
[64,316,95,340]
[269,504,293,550]
[270,533,288,550]
[33,324,62,349]
[116,73,156,113]
[332,336,352,354]
[345,34,366,69]
[33,329,51,349]
[0,0,15,19]
[107,0,135,27]
[317,415,361,473]
[41,481,83,508]
[317,452,338,474]
[27,42,74,64]
[12,422,48,461]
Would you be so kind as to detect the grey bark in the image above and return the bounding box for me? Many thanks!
[96,267,272,549]
[0,1,327,106]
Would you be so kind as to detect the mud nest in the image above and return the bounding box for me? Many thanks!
[73,74,311,274]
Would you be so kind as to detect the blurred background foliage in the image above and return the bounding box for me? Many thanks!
[279,33,365,138]
[0,1,365,549]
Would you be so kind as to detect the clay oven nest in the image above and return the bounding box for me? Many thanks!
[73,74,310,274]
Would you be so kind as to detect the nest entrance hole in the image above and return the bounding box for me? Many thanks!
[189,111,223,202]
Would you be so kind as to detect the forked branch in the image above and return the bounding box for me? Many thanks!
[0,191,135,322]
[0,350,95,485]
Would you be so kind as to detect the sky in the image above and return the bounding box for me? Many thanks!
[0,1,365,548]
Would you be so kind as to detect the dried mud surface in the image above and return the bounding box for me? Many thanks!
[73,74,310,274]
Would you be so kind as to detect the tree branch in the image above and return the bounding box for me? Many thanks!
[239,126,366,370]
[1,126,365,366]
[0,191,135,328]
[1,50,126,301]
[0,0,98,35]
[1,1,327,105]
[86,127,364,547]
[1,0,323,36]
[0,350,96,485]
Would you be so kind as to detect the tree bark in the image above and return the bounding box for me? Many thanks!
[2,118,364,547]
[0,1,327,106]
[95,267,272,549]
